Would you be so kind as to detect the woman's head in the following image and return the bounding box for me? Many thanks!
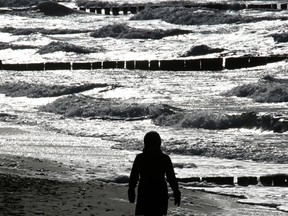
[143,131,162,153]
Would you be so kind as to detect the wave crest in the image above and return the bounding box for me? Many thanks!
[131,7,287,25]
[153,112,258,130]
[0,82,109,98]
[1,26,90,36]
[224,75,288,103]
[0,42,36,50]
[39,94,178,119]
[180,44,225,57]
[0,0,40,7]
[37,41,103,54]
[154,111,288,133]
[91,23,191,39]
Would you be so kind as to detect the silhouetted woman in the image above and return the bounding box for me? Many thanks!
[128,131,181,216]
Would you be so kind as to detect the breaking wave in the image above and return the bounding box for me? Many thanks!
[37,41,104,54]
[0,82,110,98]
[153,112,258,130]
[153,111,288,133]
[131,7,288,25]
[0,113,17,121]
[180,44,225,57]
[224,75,288,103]
[39,93,288,133]
[34,1,85,16]
[111,130,288,163]
[90,23,191,39]
[0,42,36,50]
[272,33,288,43]
[0,26,90,35]
[0,0,40,7]
[39,94,179,119]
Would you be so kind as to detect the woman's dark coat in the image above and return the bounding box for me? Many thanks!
[128,132,180,216]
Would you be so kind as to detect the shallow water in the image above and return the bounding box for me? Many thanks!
[0,0,288,213]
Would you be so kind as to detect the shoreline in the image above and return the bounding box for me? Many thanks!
[0,154,286,215]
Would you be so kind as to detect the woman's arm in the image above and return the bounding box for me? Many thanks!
[166,155,181,206]
[128,155,141,203]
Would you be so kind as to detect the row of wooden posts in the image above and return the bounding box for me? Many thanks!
[78,5,145,15]
[178,174,288,187]
[78,3,288,16]
[0,56,287,71]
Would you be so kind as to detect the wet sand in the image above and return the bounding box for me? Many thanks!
[0,154,285,216]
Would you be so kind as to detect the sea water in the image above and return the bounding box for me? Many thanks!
[0,0,288,213]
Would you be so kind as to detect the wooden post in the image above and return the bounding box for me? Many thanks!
[130,7,137,14]
[27,63,45,71]
[225,57,250,69]
[90,8,96,13]
[72,62,91,70]
[103,61,117,69]
[281,4,288,10]
[117,61,125,69]
[202,177,234,185]
[126,60,135,69]
[92,62,102,69]
[138,6,145,11]
[149,60,159,70]
[97,8,102,14]
[271,4,277,9]
[249,57,267,67]
[273,174,288,186]
[45,62,71,70]
[160,60,185,71]
[104,8,110,15]
[177,177,201,183]
[185,59,201,71]
[259,176,273,186]
[112,8,119,15]
[122,7,128,15]
[266,55,287,63]
[2,63,27,71]
[200,58,223,70]
[237,176,258,186]
[135,60,149,70]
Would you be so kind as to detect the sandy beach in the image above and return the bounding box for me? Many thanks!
[0,153,285,216]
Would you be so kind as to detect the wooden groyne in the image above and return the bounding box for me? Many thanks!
[178,174,288,186]
[77,3,288,15]
[78,6,145,15]
[0,55,287,71]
